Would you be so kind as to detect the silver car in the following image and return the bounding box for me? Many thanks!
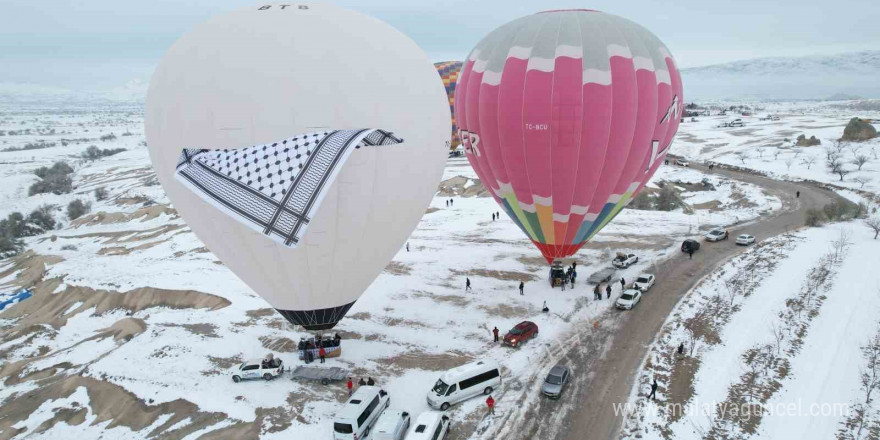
[541,364,571,399]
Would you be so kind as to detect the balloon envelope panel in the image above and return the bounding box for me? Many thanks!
[434,61,464,149]
[455,10,682,263]
[145,3,450,329]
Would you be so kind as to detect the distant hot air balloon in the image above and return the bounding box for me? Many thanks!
[145,4,450,330]
[455,10,683,263]
[434,61,464,150]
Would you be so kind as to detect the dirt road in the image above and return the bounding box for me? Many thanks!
[497,163,849,440]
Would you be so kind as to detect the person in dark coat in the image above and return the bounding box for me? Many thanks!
[572,261,577,271]
[649,379,658,400]
[620,278,626,289]
[560,277,566,291]
[542,301,549,312]
[492,326,499,342]
[593,284,601,300]
[796,190,800,198]
[677,342,685,355]
[358,377,367,386]
[367,377,375,386]
[688,248,694,260]
[606,284,612,299]
[466,277,472,291]
[496,211,500,219]
[492,213,495,221]
[519,281,524,295]
[406,242,410,252]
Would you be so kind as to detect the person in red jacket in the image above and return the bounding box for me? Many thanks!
[486,395,495,415]
[492,327,499,343]
[346,378,353,396]
[318,346,326,363]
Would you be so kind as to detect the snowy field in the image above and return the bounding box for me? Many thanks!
[621,223,880,440]
[671,100,880,195]
[1,99,875,440]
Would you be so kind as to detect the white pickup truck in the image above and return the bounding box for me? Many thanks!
[231,357,284,382]
[612,253,639,269]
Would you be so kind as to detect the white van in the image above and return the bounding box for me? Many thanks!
[407,412,450,440]
[427,360,501,410]
[333,386,390,440]
[372,409,410,440]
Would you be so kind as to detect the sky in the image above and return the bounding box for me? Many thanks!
[1,0,878,93]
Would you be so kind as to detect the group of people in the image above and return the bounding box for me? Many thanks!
[592,277,627,300]
[346,376,377,395]
[445,198,454,207]
[490,211,500,221]
[298,333,342,364]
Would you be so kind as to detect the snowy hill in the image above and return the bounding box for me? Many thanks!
[682,51,880,101]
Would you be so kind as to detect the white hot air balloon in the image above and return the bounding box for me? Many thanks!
[145,3,450,330]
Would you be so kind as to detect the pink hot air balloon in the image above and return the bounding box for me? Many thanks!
[455,10,683,263]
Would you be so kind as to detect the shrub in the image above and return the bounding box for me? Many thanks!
[805,208,825,227]
[94,186,109,201]
[27,204,56,231]
[30,161,74,196]
[0,234,23,257]
[67,199,91,220]
[81,145,126,160]
[99,133,117,142]
[630,192,654,210]
[34,161,73,179]
[655,185,681,212]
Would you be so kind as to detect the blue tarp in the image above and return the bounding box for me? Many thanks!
[0,288,32,311]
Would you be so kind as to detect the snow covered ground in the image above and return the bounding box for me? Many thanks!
[671,100,880,195]
[621,223,880,440]
[3,98,875,440]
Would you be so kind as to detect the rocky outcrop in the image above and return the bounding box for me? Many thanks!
[796,134,821,146]
[841,117,877,141]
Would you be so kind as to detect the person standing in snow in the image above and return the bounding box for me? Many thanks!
[677,342,685,356]
[358,377,367,386]
[620,277,626,290]
[606,284,612,299]
[593,284,601,300]
[450,198,454,206]
[367,377,375,386]
[496,211,500,218]
[445,200,449,207]
[486,395,495,415]
[519,281,524,295]
[466,277,472,291]
[406,242,410,252]
[648,378,658,400]
[688,248,694,260]
[542,301,549,312]
[318,346,326,364]
[492,326,499,342]
[561,277,566,291]
[347,378,353,396]
[796,190,800,198]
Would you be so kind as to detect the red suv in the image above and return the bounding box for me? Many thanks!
[503,321,539,347]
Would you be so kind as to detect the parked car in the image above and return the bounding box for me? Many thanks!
[632,274,656,292]
[736,234,756,245]
[373,409,411,440]
[333,386,390,440]
[612,252,639,269]
[427,360,502,411]
[407,412,450,440]
[616,289,643,310]
[541,364,571,399]
[681,239,701,253]
[587,267,617,285]
[729,119,745,127]
[704,229,729,242]
[674,157,690,166]
[503,321,539,348]
[231,357,283,382]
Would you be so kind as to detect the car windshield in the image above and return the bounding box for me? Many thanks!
[621,293,633,300]
[710,231,722,235]
[637,277,649,283]
[238,363,245,370]
[333,423,353,434]
[509,328,523,335]
[546,374,563,385]
[432,379,449,395]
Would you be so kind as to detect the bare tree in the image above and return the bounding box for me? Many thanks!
[852,154,870,171]
[801,156,817,170]
[773,149,782,160]
[683,308,709,356]
[734,151,749,165]
[785,158,794,171]
[838,320,880,440]
[866,216,880,240]
[757,147,765,159]
[835,166,852,182]
[769,322,786,357]
[853,175,871,190]
[793,149,803,159]
[723,278,740,307]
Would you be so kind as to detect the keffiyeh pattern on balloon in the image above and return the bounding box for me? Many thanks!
[175,128,403,248]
